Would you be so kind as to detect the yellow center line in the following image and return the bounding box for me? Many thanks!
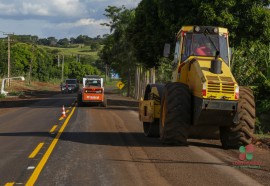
[26,106,76,186]
[49,125,58,134]
[5,182,15,186]
[28,143,44,159]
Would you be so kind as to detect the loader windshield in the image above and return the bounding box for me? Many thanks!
[192,34,218,57]
[182,33,229,64]
[85,79,101,87]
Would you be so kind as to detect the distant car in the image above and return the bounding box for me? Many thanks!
[61,79,79,93]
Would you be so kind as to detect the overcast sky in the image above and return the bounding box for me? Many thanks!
[0,0,140,39]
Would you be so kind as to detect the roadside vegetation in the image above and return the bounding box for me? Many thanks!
[39,45,100,59]
[0,80,60,99]
[0,35,105,83]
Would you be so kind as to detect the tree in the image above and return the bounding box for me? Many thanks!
[37,38,50,46]
[58,38,70,46]
[194,0,270,46]
[100,6,137,96]
[47,37,58,46]
[130,0,168,68]
[65,61,101,81]
[74,35,92,44]
[0,39,8,76]
[11,43,33,77]
[130,0,270,67]
[90,42,100,51]
[70,37,76,44]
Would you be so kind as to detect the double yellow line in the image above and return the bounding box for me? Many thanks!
[25,106,76,186]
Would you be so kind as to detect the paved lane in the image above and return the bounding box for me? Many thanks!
[0,94,76,185]
[37,105,267,186]
[0,91,269,185]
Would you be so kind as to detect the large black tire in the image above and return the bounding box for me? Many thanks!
[143,84,164,137]
[159,82,191,145]
[220,86,255,149]
[143,119,160,137]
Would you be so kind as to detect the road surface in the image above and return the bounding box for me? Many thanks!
[0,90,269,186]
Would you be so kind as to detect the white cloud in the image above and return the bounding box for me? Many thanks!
[0,3,17,15]
[43,18,109,38]
[21,3,50,16]
[0,0,141,38]
[109,0,140,7]
[0,0,87,18]
[56,18,107,28]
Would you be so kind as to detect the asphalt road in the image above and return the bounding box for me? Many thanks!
[0,91,269,186]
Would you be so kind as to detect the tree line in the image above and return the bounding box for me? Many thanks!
[99,0,270,133]
[12,34,106,51]
[0,38,104,83]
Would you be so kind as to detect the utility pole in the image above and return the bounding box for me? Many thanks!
[127,52,131,97]
[7,34,10,86]
[61,55,65,82]
[58,55,60,67]
[105,63,107,82]
[266,42,270,79]
[3,32,14,87]
[28,36,36,85]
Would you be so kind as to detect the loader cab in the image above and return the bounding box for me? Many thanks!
[179,26,230,65]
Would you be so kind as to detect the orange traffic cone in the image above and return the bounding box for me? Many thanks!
[61,105,66,118]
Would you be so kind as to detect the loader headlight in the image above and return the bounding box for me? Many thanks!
[235,85,239,99]
[195,26,200,32]
[202,82,207,96]
[213,27,218,33]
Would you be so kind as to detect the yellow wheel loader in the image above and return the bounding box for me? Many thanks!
[139,26,255,148]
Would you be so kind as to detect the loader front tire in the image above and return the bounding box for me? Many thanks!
[220,87,255,149]
[159,82,191,145]
[143,119,160,137]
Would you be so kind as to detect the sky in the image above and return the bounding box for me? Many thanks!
[0,0,140,39]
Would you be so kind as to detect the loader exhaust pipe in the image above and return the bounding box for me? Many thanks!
[210,51,222,74]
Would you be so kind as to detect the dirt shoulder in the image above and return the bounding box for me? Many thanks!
[0,81,60,113]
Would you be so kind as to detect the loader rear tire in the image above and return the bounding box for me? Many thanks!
[159,82,191,145]
[143,84,164,137]
[220,87,255,149]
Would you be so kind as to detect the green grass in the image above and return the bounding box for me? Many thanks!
[38,44,99,60]
[8,91,25,97]
[0,94,6,98]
